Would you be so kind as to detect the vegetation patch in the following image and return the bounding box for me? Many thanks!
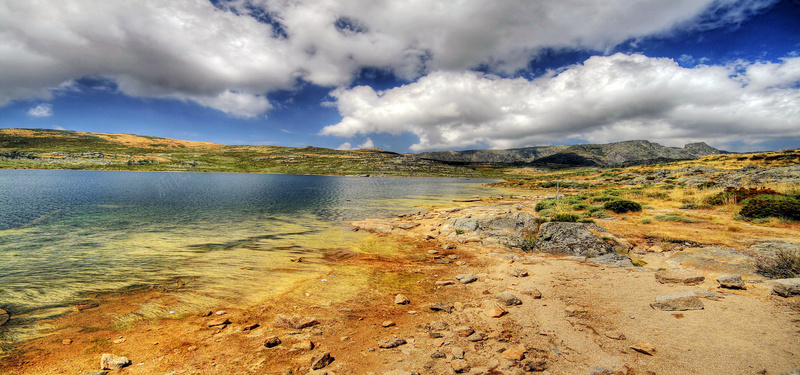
[704,187,780,206]
[552,213,580,222]
[755,249,800,279]
[603,199,642,214]
[738,195,800,221]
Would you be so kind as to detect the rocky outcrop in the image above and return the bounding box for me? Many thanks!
[532,222,619,257]
[771,278,800,297]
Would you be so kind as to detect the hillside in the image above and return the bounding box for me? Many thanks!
[412,140,725,167]
[0,128,504,177]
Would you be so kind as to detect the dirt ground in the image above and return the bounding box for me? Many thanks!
[1,197,799,375]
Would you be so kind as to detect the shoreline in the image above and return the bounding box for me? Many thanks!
[2,194,799,374]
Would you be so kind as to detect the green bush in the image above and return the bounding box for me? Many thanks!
[704,187,780,206]
[591,195,619,203]
[552,213,580,222]
[577,218,595,224]
[572,203,590,211]
[738,195,800,220]
[653,214,699,223]
[535,199,557,211]
[603,199,642,214]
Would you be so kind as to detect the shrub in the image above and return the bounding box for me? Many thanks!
[591,195,618,203]
[739,195,800,220]
[572,203,590,211]
[653,214,699,223]
[755,249,800,278]
[535,199,557,212]
[577,218,595,224]
[704,187,780,206]
[603,199,642,214]
[585,207,609,218]
[641,218,652,224]
[552,213,580,222]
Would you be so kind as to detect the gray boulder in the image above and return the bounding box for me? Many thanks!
[716,274,746,289]
[771,278,800,297]
[532,222,616,257]
[650,292,704,311]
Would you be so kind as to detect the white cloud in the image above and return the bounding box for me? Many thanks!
[322,54,800,151]
[336,137,375,150]
[0,0,779,115]
[27,103,53,117]
[336,142,353,151]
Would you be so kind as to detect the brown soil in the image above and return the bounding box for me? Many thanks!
[1,197,799,375]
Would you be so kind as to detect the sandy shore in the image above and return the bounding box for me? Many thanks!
[1,196,799,375]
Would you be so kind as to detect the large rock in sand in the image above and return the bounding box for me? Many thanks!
[771,278,800,297]
[533,222,618,257]
[650,292,704,311]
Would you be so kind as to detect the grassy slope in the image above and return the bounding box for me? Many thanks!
[0,128,512,178]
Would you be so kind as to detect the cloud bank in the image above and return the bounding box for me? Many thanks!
[322,54,800,151]
[0,0,778,116]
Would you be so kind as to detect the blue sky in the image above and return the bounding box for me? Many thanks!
[1,0,798,153]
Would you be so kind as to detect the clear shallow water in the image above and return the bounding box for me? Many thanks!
[0,170,504,337]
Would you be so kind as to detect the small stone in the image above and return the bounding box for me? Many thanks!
[435,280,455,286]
[84,372,109,375]
[340,336,350,341]
[631,341,656,355]
[496,292,522,306]
[429,332,443,338]
[200,311,213,317]
[454,326,474,337]
[311,352,334,370]
[378,338,406,349]
[215,310,227,315]
[466,332,485,342]
[522,359,548,371]
[429,321,448,331]
[564,305,588,317]
[650,292,704,311]
[394,294,411,305]
[655,269,705,285]
[604,330,626,340]
[264,336,282,348]
[430,303,454,313]
[292,340,315,351]
[382,320,396,327]
[112,338,125,344]
[522,289,543,299]
[207,318,230,327]
[451,359,470,373]
[451,346,465,359]
[716,274,745,289]
[242,323,260,331]
[74,303,99,311]
[455,274,478,284]
[500,348,525,361]
[484,302,507,318]
[512,268,529,277]
[274,315,320,329]
[99,354,131,371]
[62,339,73,345]
[428,250,439,254]
[430,350,446,358]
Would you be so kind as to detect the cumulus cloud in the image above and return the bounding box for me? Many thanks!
[336,137,375,150]
[0,0,779,116]
[322,54,800,151]
[27,103,53,117]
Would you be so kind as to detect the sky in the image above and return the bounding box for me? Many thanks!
[1,0,799,153]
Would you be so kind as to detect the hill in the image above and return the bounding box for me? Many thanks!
[411,140,725,167]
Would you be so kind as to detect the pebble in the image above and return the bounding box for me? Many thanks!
[62,339,73,345]
[382,320,396,327]
[310,352,334,370]
[454,326,474,337]
[455,274,478,284]
[450,359,470,373]
[430,303,454,313]
[207,318,231,327]
[292,340,315,351]
[264,336,282,348]
[484,302,508,318]
[429,321,448,331]
[631,341,656,355]
[522,288,543,299]
[99,354,131,371]
[378,338,407,349]
[394,294,411,305]
[496,292,522,306]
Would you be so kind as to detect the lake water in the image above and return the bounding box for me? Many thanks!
[0,170,505,340]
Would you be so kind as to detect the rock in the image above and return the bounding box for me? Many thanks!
[716,274,746,289]
[496,292,522,306]
[650,292,705,311]
[394,294,410,305]
[242,323,260,331]
[264,336,282,348]
[83,372,109,375]
[781,369,800,375]
[522,359,548,371]
[429,321,448,331]
[215,310,227,315]
[311,352,334,370]
[430,303,454,313]
[484,302,508,318]
[207,318,230,327]
[654,269,705,285]
[455,274,478,284]
[512,268,529,277]
[522,289,543,299]
[99,354,131,370]
[501,348,525,361]
[630,341,656,355]
[466,332,485,342]
[564,305,588,317]
[0,308,9,326]
[395,222,420,230]
[435,280,455,286]
[454,326,474,337]
[273,315,320,329]
[378,338,406,349]
[532,222,617,257]
[430,350,446,358]
[62,339,73,345]
[382,320,396,327]
[292,340,315,351]
[451,346,465,359]
[200,310,213,317]
[771,278,800,297]
[587,252,635,267]
[450,359,470,373]
[604,330,626,340]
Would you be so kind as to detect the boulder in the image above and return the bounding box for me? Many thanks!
[378,338,406,349]
[429,303,453,313]
[655,269,705,285]
[650,292,704,311]
[771,278,800,297]
[99,354,131,371]
[455,274,478,284]
[716,274,746,289]
[394,294,410,305]
[533,222,617,257]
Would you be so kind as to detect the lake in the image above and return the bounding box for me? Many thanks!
[0,170,506,340]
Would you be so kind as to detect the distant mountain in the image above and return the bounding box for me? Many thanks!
[410,140,727,167]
